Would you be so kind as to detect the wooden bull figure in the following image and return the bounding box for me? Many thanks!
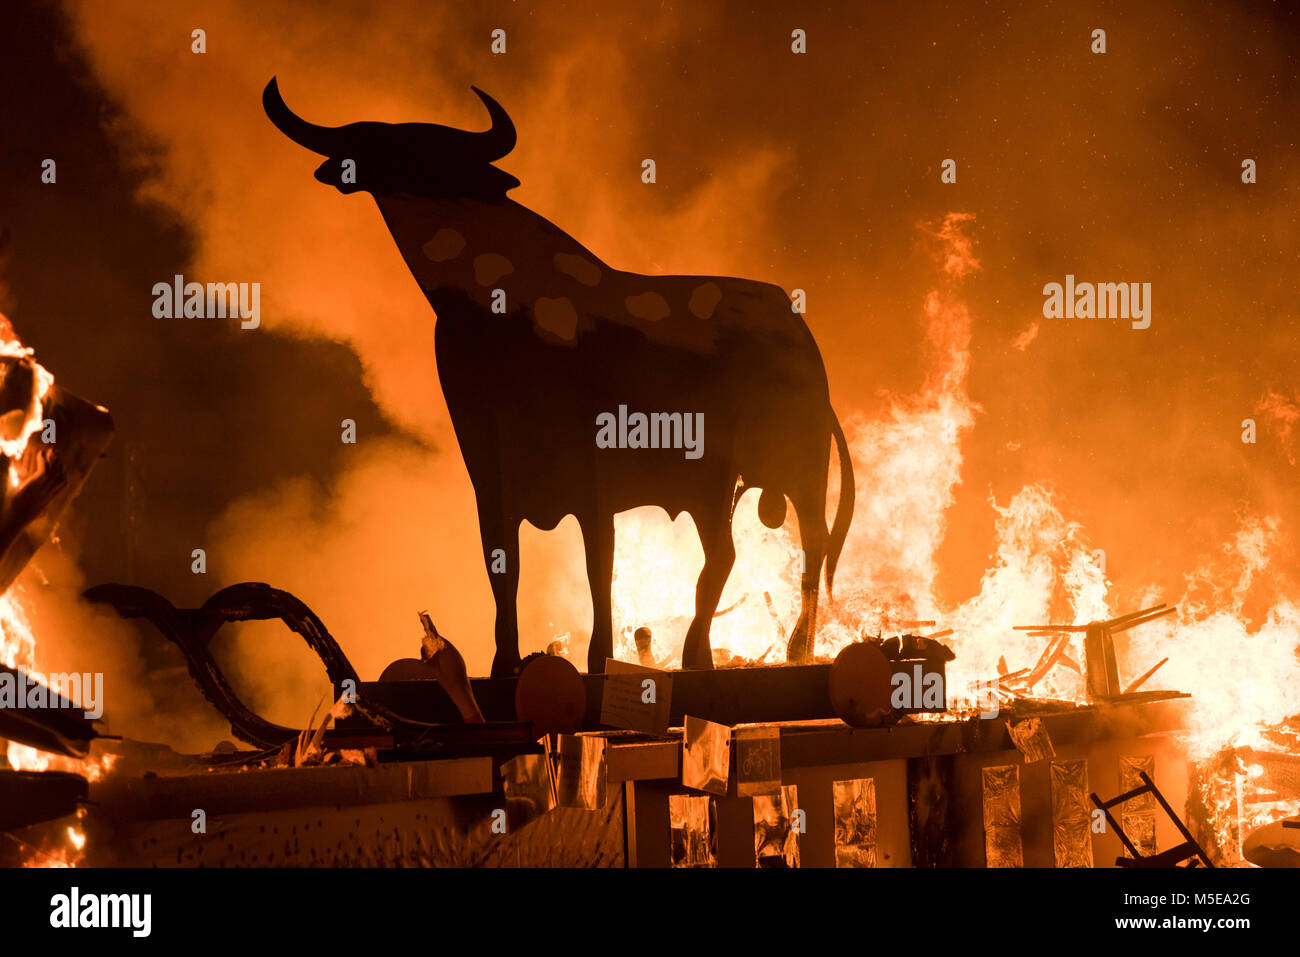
[264,78,855,676]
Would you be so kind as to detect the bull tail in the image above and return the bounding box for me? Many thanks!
[825,410,854,599]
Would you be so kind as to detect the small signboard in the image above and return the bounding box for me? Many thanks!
[499,752,555,829]
[600,658,673,734]
[682,715,731,796]
[734,726,781,797]
[754,785,801,868]
[833,777,878,868]
[556,734,607,809]
[669,794,717,868]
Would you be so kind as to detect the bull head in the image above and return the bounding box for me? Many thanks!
[262,77,520,200]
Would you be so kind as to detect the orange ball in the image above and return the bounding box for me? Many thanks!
[515,655,588,736]
[829,642,893,727]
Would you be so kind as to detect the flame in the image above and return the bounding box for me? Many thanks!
[1,586,115,780]
[1256,391,1300,465]
[611,498,802,667]
[11,817,89,869]
[1011,322,1039,352]
[0,583,37,673]
[0,325,106,866]
[602,212,1300,864]
[1,586,111,867]
[0,332,54,461]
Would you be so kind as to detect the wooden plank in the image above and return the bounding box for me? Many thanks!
[0,666,100,758]
[0,769,87,830]
[90,756,494,821]
[773,697,1191,769]
[84,792,625,867]
[346,663,838,732]
[606,739,680,783]
[576,698,1195,792]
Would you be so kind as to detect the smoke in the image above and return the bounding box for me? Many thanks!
[0,230,12,316]
[12,540,229,755]
[33,0,1300,748]
[54,0,787,715]
[0,301,229,753]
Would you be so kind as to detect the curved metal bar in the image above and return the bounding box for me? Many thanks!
[196,582,360,689]
[82,582,400,750]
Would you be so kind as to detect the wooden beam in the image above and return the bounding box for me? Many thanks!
[89,756,494,821]
[0,769,87,830]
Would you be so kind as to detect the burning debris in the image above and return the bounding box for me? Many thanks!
[17,204,1287,869]
[4,202,1294,873]
[0,320,112,597]
[1013,604,1176,703]
[0,312,113,866]
[1090,770,1213,869]
[38,553,1213,868]
[0,72,1294,875]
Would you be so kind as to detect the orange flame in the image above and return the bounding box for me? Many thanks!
[603,213,1299,863]
[0,319,104,865]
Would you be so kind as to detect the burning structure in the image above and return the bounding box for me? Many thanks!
[3,3,1300,876]
[260,77,854,675]
[2,206,1295,870]
[0,313,113,865]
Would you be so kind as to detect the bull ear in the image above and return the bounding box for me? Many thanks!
[469,86,516,161]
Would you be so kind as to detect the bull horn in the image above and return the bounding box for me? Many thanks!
[469,87,516,160]
[262,77,341,155]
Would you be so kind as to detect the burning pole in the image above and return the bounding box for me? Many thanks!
[0,317,114,599]
[0,311,114,863]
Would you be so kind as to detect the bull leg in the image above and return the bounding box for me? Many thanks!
[582,511,616,674]
[476,497,521,677]
[787,488,828,664]
[681,502,736,670]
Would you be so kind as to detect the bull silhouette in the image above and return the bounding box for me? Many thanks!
[263,78,854,676]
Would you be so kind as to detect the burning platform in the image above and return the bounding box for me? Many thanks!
[0,310,1282,870]
[3,577,1214,869]
[49,678,1194,868]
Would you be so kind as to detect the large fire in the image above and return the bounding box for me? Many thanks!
[608,212,1300,865]
[1,217,1296,865]
[0,325,108,866]
[1,567,109,870]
